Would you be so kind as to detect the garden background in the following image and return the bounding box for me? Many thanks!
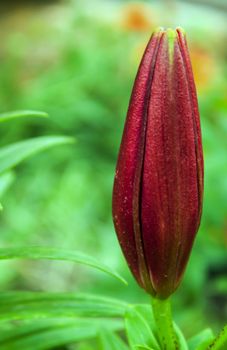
[0,0,226,342]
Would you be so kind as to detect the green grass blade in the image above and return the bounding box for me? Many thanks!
[173,323,188,350]
[0,136,74,174]
[0,171,15,197]
[0,292,127,320]
[0,110,48,122]
[99,329,129,350]
[0,247,127,284]
[188,328,214,350]
[125,305,160,350]
[0,318,123,350]
[0,319,77,342]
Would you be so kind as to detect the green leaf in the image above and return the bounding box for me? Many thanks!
[0,318,123,350]
[0,110,48,122]
[125,305,160,350]
[0,136,74,174]
[99,329,129,350]
[0,247,127,284]
[206,325,227,350]
[0,292,127,320]
[188,328,215,350]
[0,171,15,197]
[0,319,85,342]
[173,323,188,350]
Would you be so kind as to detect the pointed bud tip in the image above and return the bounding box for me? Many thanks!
[176,27,186,36]
[152,27,186,63]
[166,28,177,37]
[153,26,165,33]
[153,26,186,36]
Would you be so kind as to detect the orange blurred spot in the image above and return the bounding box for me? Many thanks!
[190,47,217,92]
[120,3,153,32]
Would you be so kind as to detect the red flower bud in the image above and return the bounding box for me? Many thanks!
[112,28,204,298]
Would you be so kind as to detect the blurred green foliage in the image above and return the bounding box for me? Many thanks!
[0,0,226,341]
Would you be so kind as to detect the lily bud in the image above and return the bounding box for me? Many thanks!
[112,28,204,299]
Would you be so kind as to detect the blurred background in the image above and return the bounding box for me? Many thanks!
[0,0,226,340]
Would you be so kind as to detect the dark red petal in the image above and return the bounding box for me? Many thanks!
[112,29,164,291]
[173,28,204,287]
[141,29,203,297]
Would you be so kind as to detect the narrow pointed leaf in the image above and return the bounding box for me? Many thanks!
[0,319,79,343]
[0,247,127,284]
[125,305,160,350]
[188,328,215,350]
[0,110,48,122]
[99,330,129,350]
[0,171,15,197]
[173,323,188,350]
[0,292,127,320]
[0,319,123,350]
[0,136,74,174]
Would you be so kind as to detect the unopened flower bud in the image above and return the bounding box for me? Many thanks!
[112,28,204,298]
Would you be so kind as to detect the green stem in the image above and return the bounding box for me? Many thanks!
[151,297,178,350]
